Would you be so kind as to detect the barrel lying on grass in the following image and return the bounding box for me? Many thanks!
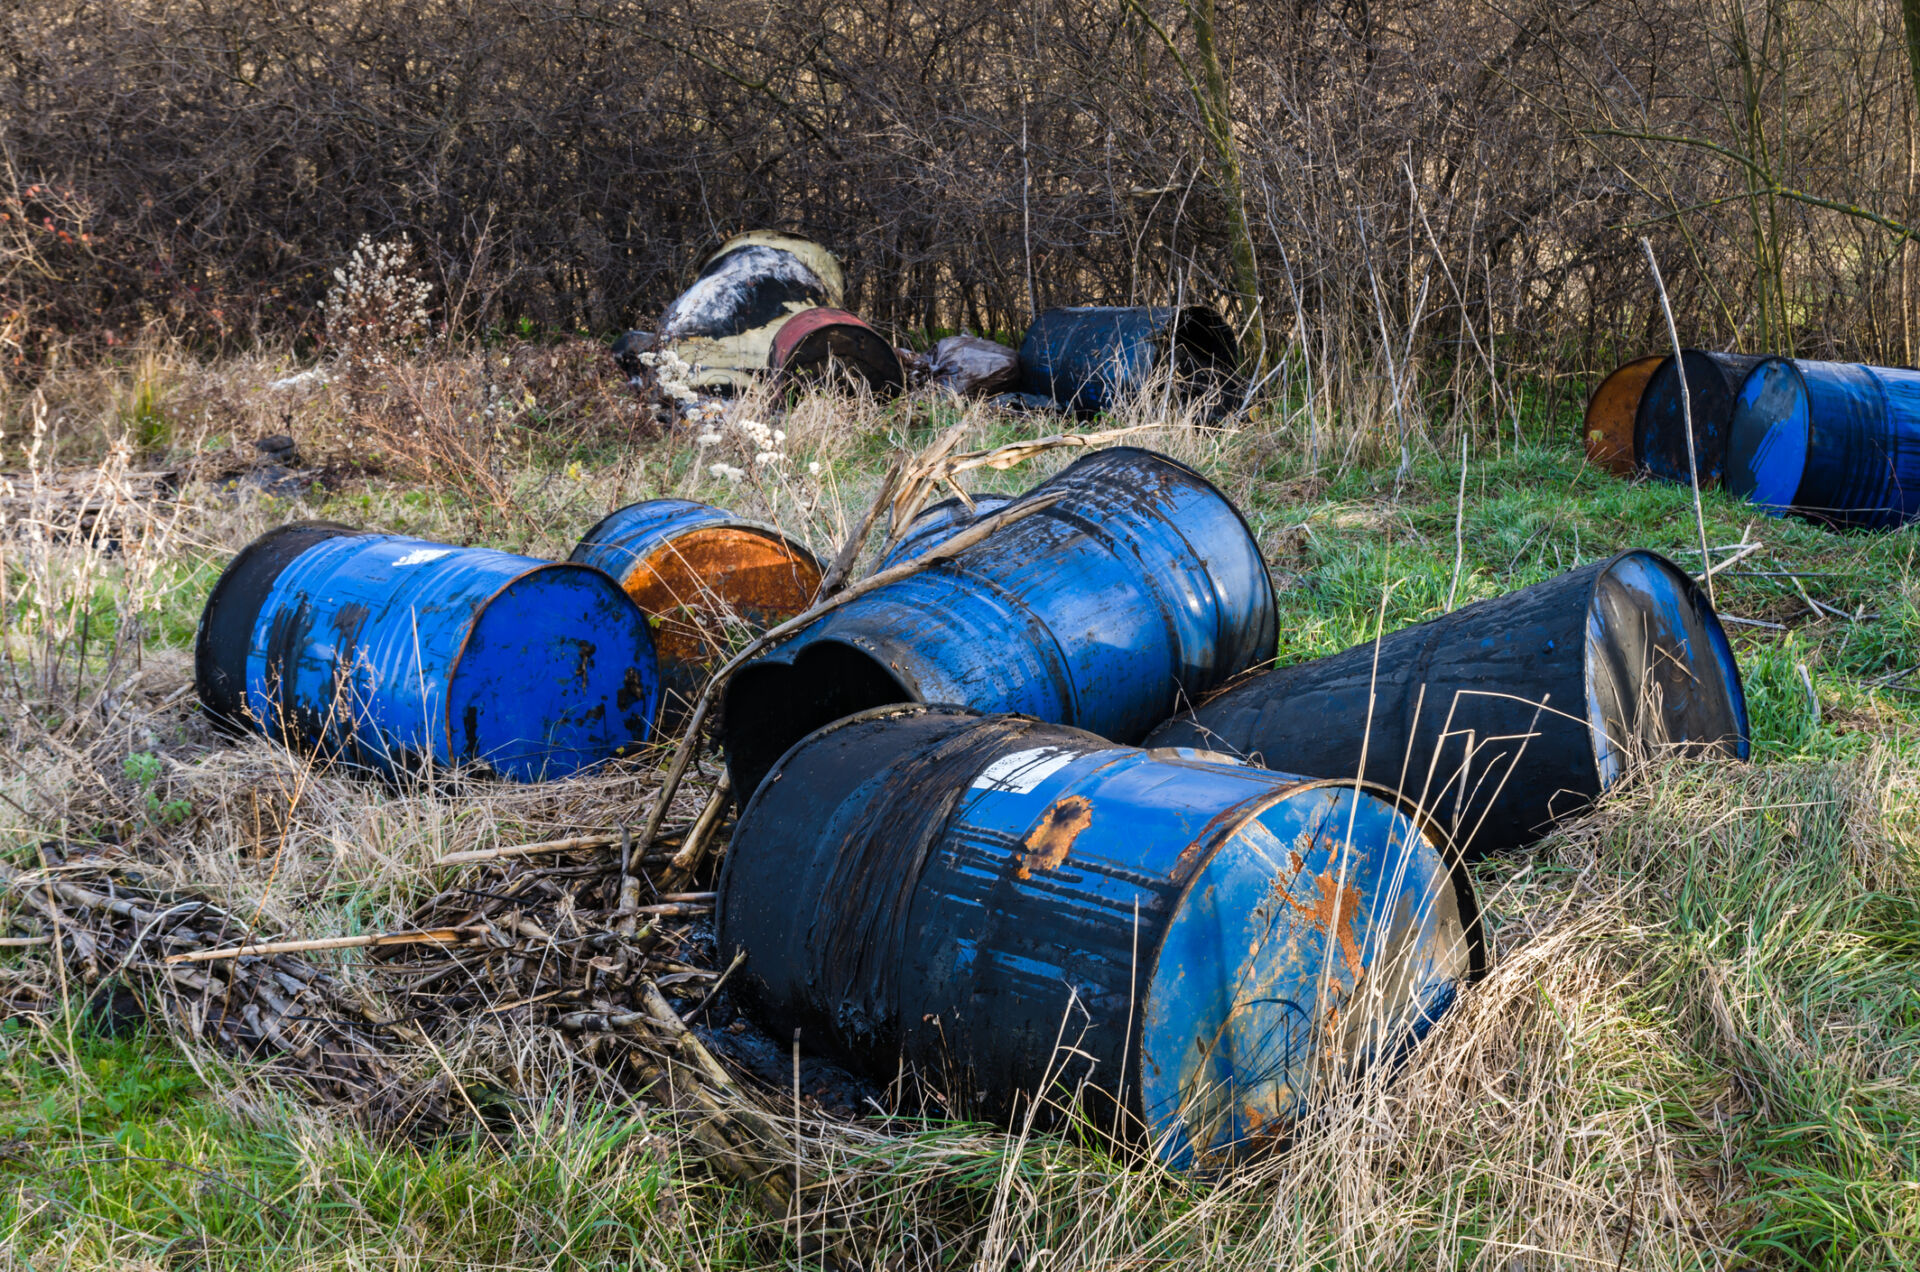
[1583,355,1664,475]
[767,306,904,397]
[1726,357,1920,530]
[1147,551,1748,858]
[195,523,659,780]
[722,447,1276,800]
[718,705,1484,1168]
[1634,351,1769,489]
[570,499,820,721]
[1018,306,1238,413]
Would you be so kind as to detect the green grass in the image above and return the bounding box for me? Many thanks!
[4,378,1920,1268]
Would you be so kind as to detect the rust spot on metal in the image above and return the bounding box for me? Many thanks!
[616,525,821,674]
[1016,795,1093,879]
[1583,355,1662,475]
[1289,860,1366,978]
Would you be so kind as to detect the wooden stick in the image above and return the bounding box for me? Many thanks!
[432,833,621,867]
[1699,539,1765,580]
[816,456,904,598]
[164,927,485,965]
[665,775,731,885]
[0,934,52,947]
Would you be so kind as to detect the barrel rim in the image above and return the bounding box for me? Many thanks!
[440,558,661,774]
[193,520,364,730]
[1048,444,1278,648]
[1585,547,1752,771]
[570,499,822,585]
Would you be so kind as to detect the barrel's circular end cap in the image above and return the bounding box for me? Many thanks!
[1140,781,1474,1168]
[1726,358,1808,512]
[1583,355,1663,474]
[194,521,361,729]
[447,563,661,781]
[1584,550,1751,789]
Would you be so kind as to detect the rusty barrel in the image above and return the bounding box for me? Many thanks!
[768,307,904,397]
[1634,350,1768,488]
[1583,355,1662,474]
[1147,551,1748,858]
[877,493,1016,568]
[1018,306,1238,413]
[570,499,821,720]
[660,232,845,392]
[718,705,1483,1167]
[1727,358,1920,530]
[195,522,659,780]
[722,447,1276,800]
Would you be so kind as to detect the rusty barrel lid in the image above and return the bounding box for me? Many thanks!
[718,704,1483,1168]
[571,499,821,721]
[1583,355,1663,475]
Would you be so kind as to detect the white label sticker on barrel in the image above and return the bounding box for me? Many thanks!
[392,548,453,567]
[971,746,1081,794]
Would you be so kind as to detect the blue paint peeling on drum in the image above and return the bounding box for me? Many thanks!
[1727,357,1920,529]
[201,526,658,780]
[878,494,1016,568]
[716,706,1482,1169]
[722,447,1277,800]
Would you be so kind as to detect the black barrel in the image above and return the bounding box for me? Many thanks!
[1633,351,1768,488]
[718,705,1483,1168]
[1018,306,1238,413]
[1146,551,1749,858]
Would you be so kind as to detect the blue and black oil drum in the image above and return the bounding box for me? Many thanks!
[1018,306,1238,413]
[195,522,660,780]
[717,705,1484,1168]
[1147,551,1748,858]
[1726,357,1920,529]
[1632,350,1768,488]
[722,447,1276,801]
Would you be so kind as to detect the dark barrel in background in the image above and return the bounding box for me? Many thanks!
[877,493,1016,568]
[1146,550,1748,858]
[718,705,1483,1168]
[1633,350,1768,488]
[768,307,904,397]
[1726,357,1920,530]
[1018,306,1238,413]
[1583,354,1663,475]
[721,447,1276,801]
[570,499,821,720]
[195,522,659,780]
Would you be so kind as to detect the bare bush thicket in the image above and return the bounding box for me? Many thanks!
[2,0,1917,411]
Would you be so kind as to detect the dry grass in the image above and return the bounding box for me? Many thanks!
[2,340,1918,1269]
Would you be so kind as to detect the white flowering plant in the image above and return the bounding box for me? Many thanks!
[321,235,434,376]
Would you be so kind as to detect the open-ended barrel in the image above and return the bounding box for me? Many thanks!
[570,500,821,719]
[877,493,1016,568]
[1583,355,1663,475]
[767,307,904,397]
[722,447,1276,800]
[1633,350,1768,488]
[1146,551,1748,858]
[718,705,1484,1168]
[1726,357,1920,530]
[1019,306,1238,413]
[195,522,659,780]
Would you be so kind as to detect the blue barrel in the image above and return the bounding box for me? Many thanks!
[718,706,1484,1168]
[1148,551,1749,858]
[877,493,1016,568]
[722,447,1276,800]
[1632,350,1767,488]
[195,522,659,780]
[570,500,820,720]
[1018,306,1237,413]
[1726,358,1920,529]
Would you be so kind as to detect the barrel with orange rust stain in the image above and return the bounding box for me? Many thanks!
[1584,355,1663,474]
[570,500,821,722]
[717,704,1484,1168]
[767,307,904,397]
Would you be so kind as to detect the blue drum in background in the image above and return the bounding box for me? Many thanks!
[1726,357,1920,529]
[195,522,660,780]
[722,447,1277,801]
[877,493,1016,568]
[717,706,1484,1168]
[1018,306,1238,413]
